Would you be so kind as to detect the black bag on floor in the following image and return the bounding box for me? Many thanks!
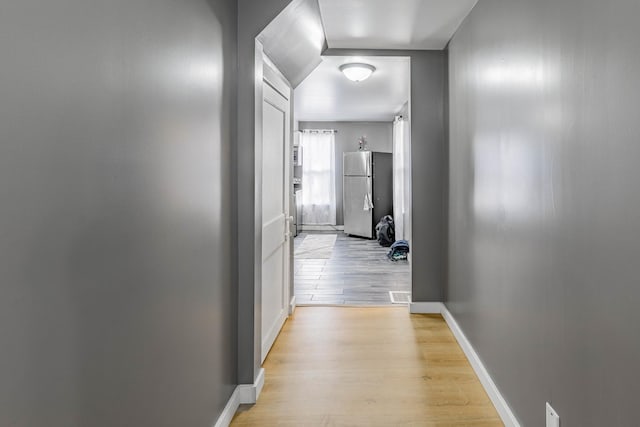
[375,215,395,247]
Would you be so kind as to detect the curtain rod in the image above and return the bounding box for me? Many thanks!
[298,129,338,134]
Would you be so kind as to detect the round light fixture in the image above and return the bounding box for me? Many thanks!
[339,63,376,82]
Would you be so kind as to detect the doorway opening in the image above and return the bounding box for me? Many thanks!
[292,55,412,306]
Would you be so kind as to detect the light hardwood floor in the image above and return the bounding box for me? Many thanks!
[231,307,503,426]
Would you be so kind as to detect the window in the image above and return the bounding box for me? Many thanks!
[300,131,336,225]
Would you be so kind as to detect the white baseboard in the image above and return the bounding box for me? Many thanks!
[409,301,445,314]
[300,225,344,232]
[212,368,265,427]
[409,302,520,427]
[237,368,265,404]
[212,388,240,427]
[289,295,297,315]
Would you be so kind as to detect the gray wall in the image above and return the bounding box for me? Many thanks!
[447,0,640,425]
[0,1,238,426]
[324,49,448,302]
[408,52,447,302]
[298,122,393,225]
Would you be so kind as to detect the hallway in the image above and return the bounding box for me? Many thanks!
[231,307,502,426]
[4,0,640,425]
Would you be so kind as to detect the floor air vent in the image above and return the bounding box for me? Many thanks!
[389,291,411,304]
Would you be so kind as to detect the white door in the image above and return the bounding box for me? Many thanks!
[261,61,291,363]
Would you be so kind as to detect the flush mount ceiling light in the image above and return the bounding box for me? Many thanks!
[339,63,376,82]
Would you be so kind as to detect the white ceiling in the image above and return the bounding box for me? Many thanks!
[293,0,477,122]
[318,0,478,50]
[294,56,410,122]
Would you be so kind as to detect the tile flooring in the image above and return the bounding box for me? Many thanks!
[294,232,410,305]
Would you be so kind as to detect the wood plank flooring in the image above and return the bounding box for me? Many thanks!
[231,307,503,426]
[294,233,411,305]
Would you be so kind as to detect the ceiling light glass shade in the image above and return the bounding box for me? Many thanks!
[339,63,376,82]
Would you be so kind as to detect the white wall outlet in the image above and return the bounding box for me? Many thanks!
[546,402,560,427]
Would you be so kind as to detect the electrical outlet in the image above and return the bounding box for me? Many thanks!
[546,402,560,427]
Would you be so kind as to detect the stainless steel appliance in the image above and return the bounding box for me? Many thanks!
[343,151,393,238]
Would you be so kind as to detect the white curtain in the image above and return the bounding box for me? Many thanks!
[393,117,409,240]
[300,131,336,225]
